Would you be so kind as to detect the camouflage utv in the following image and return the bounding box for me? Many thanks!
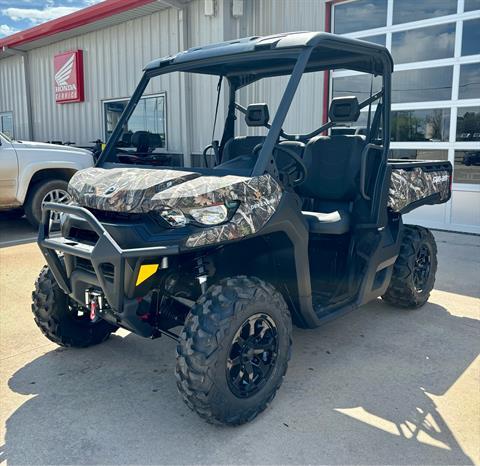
[32,32,452,425]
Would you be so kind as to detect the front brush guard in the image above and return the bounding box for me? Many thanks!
[38,202,179,313]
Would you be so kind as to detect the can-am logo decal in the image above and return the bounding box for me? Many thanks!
[432,174,449,183]
[54,50,84,103]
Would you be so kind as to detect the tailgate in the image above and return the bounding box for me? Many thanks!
[388,160,452,214]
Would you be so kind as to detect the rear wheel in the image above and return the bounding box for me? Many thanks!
[382,225,437,309]
[32,264,117,347]
[176,276,292,425]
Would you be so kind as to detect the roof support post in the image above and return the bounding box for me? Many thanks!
[252,47,313,177]
[177,6,193,167]
[2,46,33,141]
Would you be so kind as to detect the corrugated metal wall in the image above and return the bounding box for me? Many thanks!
[25,7,183,150]
[237,0,326,136]
[0,54,29,139]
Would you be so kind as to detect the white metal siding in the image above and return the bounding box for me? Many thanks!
[26,8,183,149]
[0,55,29,139]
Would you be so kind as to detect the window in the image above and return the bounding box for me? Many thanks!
[456,106,480,141]
[332,74,382,100]
[104,94,166,148]
[389,149,448,160]
[358,34,386,46]
[333,0,387,34]
[392,0,457,24]
[391,109,450,142]
[465,0,480,12]
[392,23,455,64]
[459,63,480,100]
[454,150,480,184]
[392,67,453,103]
[0,112,13,139]
[462,18,480,56]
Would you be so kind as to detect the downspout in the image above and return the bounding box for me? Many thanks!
[2,46,34,141]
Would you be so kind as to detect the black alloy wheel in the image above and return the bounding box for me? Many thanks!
[226,313,278,398]
[413,245,431,293]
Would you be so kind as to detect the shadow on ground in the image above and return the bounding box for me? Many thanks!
[4,299,479,465]
[0,213,36,247]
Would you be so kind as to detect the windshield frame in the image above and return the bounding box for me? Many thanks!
[97,46,392,175]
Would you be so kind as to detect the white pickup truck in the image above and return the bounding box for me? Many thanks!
[0,131,93,227]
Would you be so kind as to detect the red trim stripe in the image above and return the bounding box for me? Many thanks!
[0,0,156,49]
[322,0,350,126]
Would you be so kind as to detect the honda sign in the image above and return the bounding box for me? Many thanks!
[54,50,84,103]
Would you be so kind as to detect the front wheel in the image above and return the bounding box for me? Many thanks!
[32,264,118,347]
[176,276,292,425]
[24,179,71,228]
[382,225,438,309]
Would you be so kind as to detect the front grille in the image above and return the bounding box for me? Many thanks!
[67,227,99,245]
[76,257,115,280]
[87,208,147,223]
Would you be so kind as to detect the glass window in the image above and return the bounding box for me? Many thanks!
[459,63,480,99]
[392,67,453,103]
[333,0,387,34]
[454,150,480,184]
[393,0,456,24]
[392,23,455,64]
[465,0,480,12]
[462,18,480,56]
[104,94,166,148]
[456,106,480,141]
[358,34,386,46]
[389,149,448,160]
[391,109,450,142]
[332,74,382,100]
[0,112,13,139]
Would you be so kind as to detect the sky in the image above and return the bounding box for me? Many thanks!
[0,0,102,38]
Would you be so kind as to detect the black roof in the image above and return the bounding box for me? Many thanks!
[144,31,394,78]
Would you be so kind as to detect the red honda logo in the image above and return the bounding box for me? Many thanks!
[54,50,84,103]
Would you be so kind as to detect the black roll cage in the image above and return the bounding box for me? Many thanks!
[98,37,392,178]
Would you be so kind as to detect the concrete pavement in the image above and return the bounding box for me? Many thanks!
[0,229,479,465]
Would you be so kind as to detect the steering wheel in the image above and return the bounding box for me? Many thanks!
[253,143,307,187]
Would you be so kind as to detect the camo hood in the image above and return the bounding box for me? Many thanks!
[68,167,283,247]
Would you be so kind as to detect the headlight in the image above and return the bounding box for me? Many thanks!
[189,204,228,226]
[159,208,187,227]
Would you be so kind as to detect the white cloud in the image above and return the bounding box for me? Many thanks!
[2,6,82,25]
[0,23,19,36]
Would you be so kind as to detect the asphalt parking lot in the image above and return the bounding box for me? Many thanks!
[1,215,479,465]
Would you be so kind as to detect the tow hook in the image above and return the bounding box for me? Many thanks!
[85,289,104,322]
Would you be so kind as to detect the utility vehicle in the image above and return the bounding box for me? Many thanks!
[32,32,452,425]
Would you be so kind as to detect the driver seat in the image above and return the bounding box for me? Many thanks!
[298,97,365,235]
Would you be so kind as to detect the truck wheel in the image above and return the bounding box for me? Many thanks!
[176,276,292,425]
[382,226,437,309]
[32,264,118,348]
[25,179,71,228]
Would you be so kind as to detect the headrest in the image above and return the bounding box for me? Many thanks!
[245,103,269,127]
[329,96,360,123]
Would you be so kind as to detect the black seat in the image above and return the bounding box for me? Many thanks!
[298,134,366,235]
[297,96,365,235]
[303,209,350,235]
[221,135,265,163]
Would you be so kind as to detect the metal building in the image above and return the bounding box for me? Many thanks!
[0,0,479,233]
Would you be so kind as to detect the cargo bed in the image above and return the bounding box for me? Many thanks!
[387,160,452,214]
